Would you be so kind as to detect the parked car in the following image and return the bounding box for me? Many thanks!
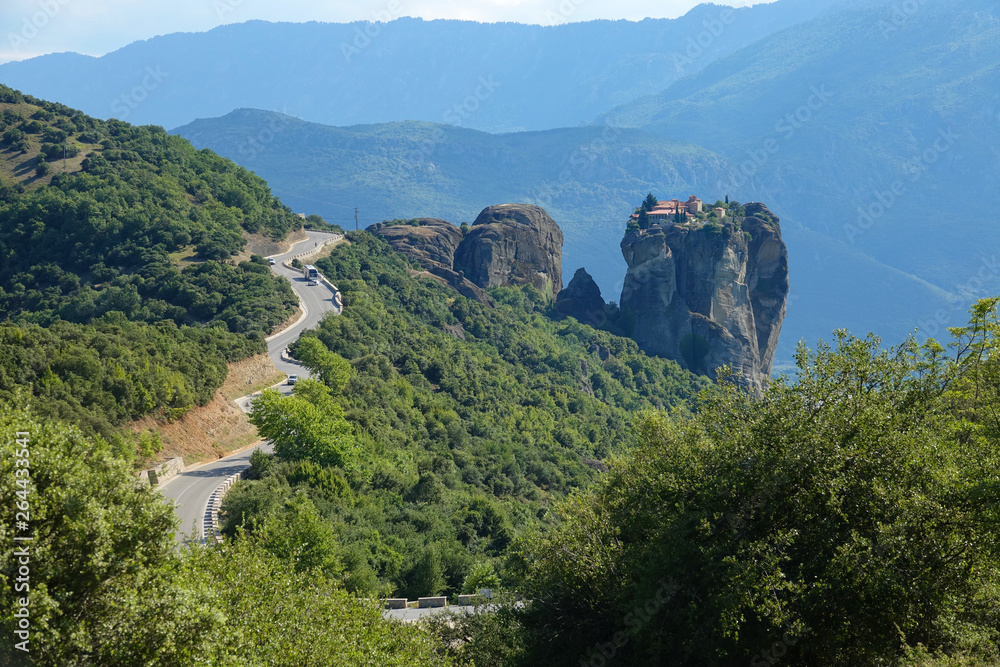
[287,374,298,385]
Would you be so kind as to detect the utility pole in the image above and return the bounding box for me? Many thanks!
[354,208,359,231]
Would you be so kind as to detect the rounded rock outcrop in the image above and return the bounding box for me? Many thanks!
[453,204,564,299]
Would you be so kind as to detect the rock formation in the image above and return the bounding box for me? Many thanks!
[453,204,564,299]
[556,268,607,327]
[368,204,564,303]
[366,218,489,303]
[619,203,788,390]
[367,218,463,268]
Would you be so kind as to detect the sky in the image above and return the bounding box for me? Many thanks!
[0,0,765,64]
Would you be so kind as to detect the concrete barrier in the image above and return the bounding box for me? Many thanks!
[280,347,303,365]
[384,598,408,609]
[139,457,185,487]
[418,597,447,608]
[281,234,342,266]
[206,468,249,544]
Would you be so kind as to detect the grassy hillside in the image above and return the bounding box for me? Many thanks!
[0,85,301,442]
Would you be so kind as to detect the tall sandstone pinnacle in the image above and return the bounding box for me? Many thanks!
[619,203,788,390]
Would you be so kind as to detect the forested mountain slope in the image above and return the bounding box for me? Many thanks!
[0,84,301,439]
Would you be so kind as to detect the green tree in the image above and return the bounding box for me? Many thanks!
[294,336,353,394]
[0,398,217,664]
[642,193,658,211]
[637,209,650,230]
[518,311,1000,666]
[249,389,356,470]
[184,533,449,666]
[256,491,342,575]
[407,544,446,598]
[462,560,501,594]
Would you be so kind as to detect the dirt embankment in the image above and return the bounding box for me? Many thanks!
[131,353,286,465]
[233,227,310,263]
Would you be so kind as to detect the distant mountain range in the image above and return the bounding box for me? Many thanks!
[601,0,1000,292]
[0,0,845,132]
[599,0,1000,354]
[5,0,998,369]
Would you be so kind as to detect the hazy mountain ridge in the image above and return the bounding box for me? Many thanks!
[173,108,732,303]
[0,0,844,132]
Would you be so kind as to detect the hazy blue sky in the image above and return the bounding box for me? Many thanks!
[1,0,765,64]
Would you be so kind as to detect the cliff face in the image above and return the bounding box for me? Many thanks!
[367,218,463,268]
[366,219,489,303]
[454,204,564,298]
[619,204,788,389]
[368,204,563,303]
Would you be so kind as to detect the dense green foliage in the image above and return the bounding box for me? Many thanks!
[0,399,450,665]
[222,232,706,599]
[0,85,301,437]
[470,300,1000,666]
[0,87,301,329]
[0,314,257,439]
[0,398,214,665]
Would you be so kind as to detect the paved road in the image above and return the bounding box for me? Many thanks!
[160,230,342,543]
[266,237,343,387]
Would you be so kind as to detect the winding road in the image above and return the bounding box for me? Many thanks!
[159,231,480,621]
[159,230,343,543]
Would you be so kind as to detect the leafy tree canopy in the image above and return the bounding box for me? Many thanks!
[511,300,1000,666]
